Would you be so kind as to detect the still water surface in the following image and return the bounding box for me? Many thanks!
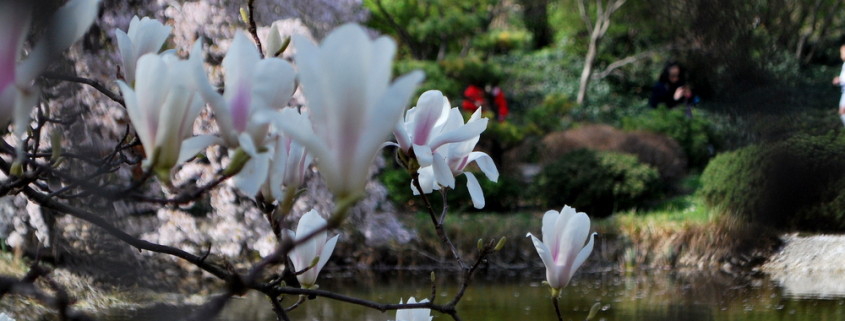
[113,269,845,321]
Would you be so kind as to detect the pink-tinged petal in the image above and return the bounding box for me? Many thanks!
[464,172,485,209]
[569,232,596,281]
[222,32,260,96]
[0,2,29,92]
[432,152,455,189]
[411,90,446,145]
[230,81,252,133]
[467,151,499,182]
[17,0,100,84]
[393,117,411,152]
[527,233,559,288]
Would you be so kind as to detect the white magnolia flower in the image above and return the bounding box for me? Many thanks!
[393,90,487,157]
[391,297,433,321]
[413,108,498,209]
[0,0,99,158]
[526,206,597,293]
[194,31,296,196]
[276,23,423,199]
[287,210,339,289]
[260,133,312,203]
[116,16,173,85]
[117,42,216,179]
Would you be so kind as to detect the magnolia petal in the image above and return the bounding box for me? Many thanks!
[464,172,485,209]
[252,58,295,109]
[393,118,411,152]
[412,144,433,167]
[429,117,488,151]
[556,211,591,268]
[177,135,220,164]
[315,234,339,276]
[115,29,136,84]
[234,152,270,197]
[414,166,436,195]
[237,132,259,157]
[17,0,100,84]
[541,210,558,251]
[222,32,260,96]
[117,80,154,159]
[129,17,171,57]
[154,84,193,167]
[569,232,596,281]
[432,152,455,189]
[467,151,499,182]
[411,90,446,145]
[274,108,333,180]
[527,233,558,288]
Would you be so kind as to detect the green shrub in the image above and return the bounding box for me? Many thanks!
[622,107,716,168]
[393,59,462,98]
[700,133,845,230]
[475,29,533,54]
[439,55,504,86]
[532,149,660,217]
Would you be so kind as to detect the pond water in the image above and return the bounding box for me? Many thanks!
[109,269,845,321]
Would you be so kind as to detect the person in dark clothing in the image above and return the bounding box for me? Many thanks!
[649,62,694,108]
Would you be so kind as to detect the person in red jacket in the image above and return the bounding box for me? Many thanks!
[492,86,508,122]
[461,84,486,113]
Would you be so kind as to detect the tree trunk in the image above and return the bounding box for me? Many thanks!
[577,35,599,105]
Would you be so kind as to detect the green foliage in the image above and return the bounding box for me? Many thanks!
[380,163,415,207]
[700,133,845,231]
[621,107,716,168]
[523,93,576,134]
[532,149,660,217]
[364,0,501,59]
[393,59,462,97]
[474,29,533,54]
[439,55,504,86]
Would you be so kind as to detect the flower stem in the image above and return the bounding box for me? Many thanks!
[552,296,563,321]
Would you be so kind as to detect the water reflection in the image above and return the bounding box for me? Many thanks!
[108,270,845,321]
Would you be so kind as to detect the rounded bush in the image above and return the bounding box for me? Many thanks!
[700,133,845,230]
[532,149,660,217]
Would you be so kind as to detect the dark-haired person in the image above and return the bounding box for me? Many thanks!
[649,62,694,108]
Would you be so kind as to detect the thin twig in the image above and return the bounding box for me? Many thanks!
[412,174,465,268]
[246,0,264,58]
[41,72,125,107]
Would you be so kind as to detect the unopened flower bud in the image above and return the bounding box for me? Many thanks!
[494,236,507,251]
